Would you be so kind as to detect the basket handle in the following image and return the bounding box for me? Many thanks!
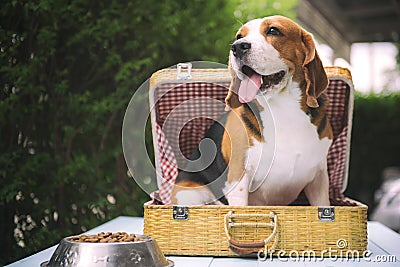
[224,211,279,255]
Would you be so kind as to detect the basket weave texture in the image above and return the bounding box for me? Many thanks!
[144,204,367,256]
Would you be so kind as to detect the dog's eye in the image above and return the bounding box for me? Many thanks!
[266,27,283,36]
[236,34,243,40]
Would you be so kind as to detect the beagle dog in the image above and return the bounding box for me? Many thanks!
[171,15,332,206]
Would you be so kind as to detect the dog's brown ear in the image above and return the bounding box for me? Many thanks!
[301,30,328,108]
[225,65,242,109]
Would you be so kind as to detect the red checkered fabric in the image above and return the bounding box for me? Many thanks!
[326,80,350,138]
[325,80,356,205]
[154,123,178,204]
[151,78,355,205]
[152,82,229,204]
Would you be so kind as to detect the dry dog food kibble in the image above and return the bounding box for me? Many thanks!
[69,232,144,243]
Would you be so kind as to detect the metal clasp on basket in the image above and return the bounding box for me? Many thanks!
[176,63,192,80]
[318,206,335,222]
[173,206,189,220]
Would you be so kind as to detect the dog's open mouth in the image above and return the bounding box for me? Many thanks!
[242,65,285,91]
[238,65,285,103]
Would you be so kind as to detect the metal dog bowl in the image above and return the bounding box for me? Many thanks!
[40,234,173,267]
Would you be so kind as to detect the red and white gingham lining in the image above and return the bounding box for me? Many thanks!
[154,123,178,203]
[152,82,229,204]
[151,78,356,206]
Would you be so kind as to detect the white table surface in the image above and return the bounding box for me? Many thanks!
[6,216,400,267]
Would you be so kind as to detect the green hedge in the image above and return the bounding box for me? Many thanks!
[0,0,299,264]
[346,92,400,209]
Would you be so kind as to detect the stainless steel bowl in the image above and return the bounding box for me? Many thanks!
[41,234,173,267]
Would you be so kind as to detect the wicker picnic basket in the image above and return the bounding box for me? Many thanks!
[143,62,367,257]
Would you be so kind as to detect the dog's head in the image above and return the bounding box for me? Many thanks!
[226,15,328,109]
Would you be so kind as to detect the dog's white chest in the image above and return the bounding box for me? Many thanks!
[245,86,332,204]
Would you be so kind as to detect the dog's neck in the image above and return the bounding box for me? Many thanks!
[253,75,301,106]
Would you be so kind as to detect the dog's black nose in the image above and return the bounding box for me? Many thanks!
[231,41,251,59]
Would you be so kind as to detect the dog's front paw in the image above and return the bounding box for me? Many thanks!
[223,178,249,206]
[227,197,248,206]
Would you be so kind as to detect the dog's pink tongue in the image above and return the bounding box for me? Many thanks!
[238,73,262,103]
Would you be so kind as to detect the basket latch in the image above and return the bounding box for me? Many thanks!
[173,206,189,220]
[176,63,192,80]
[318,206,335,222]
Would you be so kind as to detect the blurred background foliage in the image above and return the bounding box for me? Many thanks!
[348,92,400,209]
[0,0,297,264]
[0,0,398,265]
